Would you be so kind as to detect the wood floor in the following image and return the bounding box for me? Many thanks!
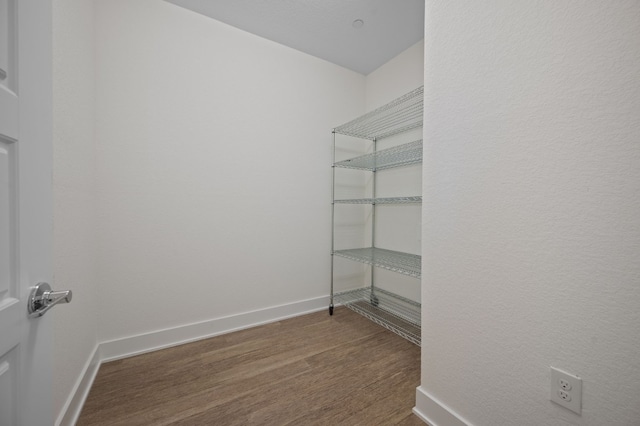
[77,308,425,425]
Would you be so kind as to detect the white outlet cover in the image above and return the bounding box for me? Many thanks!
[550,367,582,414]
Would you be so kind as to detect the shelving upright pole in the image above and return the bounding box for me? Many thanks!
[329,130,336,315]
[370,138,377,304]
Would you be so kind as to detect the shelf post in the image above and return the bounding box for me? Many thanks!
[370,138,377,301]
[330,130,336,315]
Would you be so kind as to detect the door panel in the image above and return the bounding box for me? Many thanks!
[0,0,16,93]
[0,0,53,424]
[0,65,20,426]
[0,347,18,426]
[0,0,17,139]
[0,140,16,304]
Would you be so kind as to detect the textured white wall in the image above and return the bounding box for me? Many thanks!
[52,0,98,420]
[420,1,640,425]
[94,0,365,342]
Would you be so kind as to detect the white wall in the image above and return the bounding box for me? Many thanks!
[52,0,99,421]
[418,1,640,425]
[366,40,424,111]
[94,0,365,342]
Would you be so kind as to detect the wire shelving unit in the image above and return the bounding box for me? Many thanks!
[330,86,424,346]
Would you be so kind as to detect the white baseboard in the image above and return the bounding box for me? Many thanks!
[414,386,472,426]
[55,344,101,426]
[100,295,330,362]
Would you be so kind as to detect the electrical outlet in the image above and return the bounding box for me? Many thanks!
[558,390,571,401]
[550,367,582,414]
[559,378,572,391]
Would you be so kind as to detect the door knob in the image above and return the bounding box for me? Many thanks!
[28,282,73,318]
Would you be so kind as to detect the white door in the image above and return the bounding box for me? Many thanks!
[0,0,54,425]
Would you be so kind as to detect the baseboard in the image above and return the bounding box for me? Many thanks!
[414,386,472,426]
[100,295,330,362]
[55,344,101,426]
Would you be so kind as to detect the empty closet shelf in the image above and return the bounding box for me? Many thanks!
[334,287,421,346]
[333,86,424,140]
[333,247,421,279]
[334,196,422,204]
[334,139,422,171]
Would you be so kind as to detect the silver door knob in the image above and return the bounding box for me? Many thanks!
[28,282,73,318]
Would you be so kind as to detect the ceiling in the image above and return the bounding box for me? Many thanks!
[165,0,425,75]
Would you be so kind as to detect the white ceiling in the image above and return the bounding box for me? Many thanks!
[165,0,425,75]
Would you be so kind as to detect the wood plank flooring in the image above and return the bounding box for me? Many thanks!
[77,308,425,425]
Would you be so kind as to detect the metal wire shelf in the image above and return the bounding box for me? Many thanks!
[334,287,421,346]
[333,247,421,279]
[330,85,423,346]
[334,196,422,204]
[334,86,424,140]
[334,140,422,171]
